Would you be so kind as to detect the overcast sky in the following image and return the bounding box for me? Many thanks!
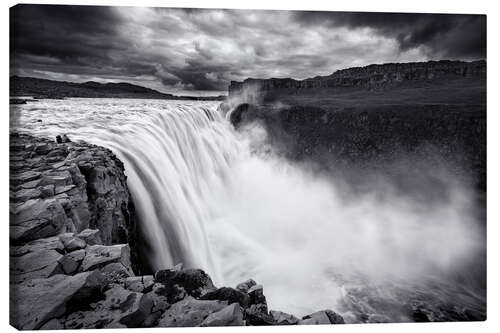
[10,5,486,95]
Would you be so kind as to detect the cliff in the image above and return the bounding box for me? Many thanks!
[228,60,486,107]
[9,133,345,329]
[10,76,226,101]
[228,60,486,197]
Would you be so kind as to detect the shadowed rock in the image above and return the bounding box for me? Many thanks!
[154,268,215,297]
[236,278,257,293]
[80,244,132,274]
[157,296,227,327]
[200,303,244,326]
[9,133,137,250]
[270,310,300,325]
[201,287,249,308]
[76,228,102,245]
[10,270,105,330]
[299,310,345,325]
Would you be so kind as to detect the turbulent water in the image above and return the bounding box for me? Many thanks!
[10,98,486,322]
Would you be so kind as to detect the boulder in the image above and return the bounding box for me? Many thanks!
[270,310,300,325]
[299,311,331,325]
[40,185,55,197]
[158,296,227,327]
[76,229,102,245]
[65,285,147,329]
[236,278,257,293]
[56,134,71,144]
[80,244,132,274]
[119,291,156,327]
[59,233,87,251]
[137,284,171,327]
[324,309,345,324]
[10,247,63,283]
[154,268,215,297]
[99,262,134,283]
[10,198,68,243]
[59,249,86,274]
[10,270,105,330]
[200,303,244,326]
[299,310,345,325]
[201,287,249,308]
[245,304,275,326]
[124,275,154,293]
[151,282,187,304]
[10,235,63,257]
[248,284,267,307]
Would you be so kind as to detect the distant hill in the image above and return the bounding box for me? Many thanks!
[10,76,226,101]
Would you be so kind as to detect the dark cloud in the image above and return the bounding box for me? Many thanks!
[11,5,122,61]
[293,11,486,59]
[10,5,486,94]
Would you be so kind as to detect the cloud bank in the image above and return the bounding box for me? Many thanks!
[10,5,486,94]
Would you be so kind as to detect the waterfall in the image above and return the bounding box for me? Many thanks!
[102,105,240,280]
[11,99,242,280]
[12,98,485,320]
[77,103,242,282]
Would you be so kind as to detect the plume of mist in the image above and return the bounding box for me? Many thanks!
[226,81,264,109]
[205,122,485,317]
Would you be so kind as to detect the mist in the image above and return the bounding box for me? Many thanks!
[205,122,485,319]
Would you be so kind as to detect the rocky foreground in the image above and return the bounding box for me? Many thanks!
[9,133,344,329]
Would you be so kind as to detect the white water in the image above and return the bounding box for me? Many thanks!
[11,98,485,321]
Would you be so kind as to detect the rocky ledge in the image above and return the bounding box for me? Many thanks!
[9,133,344,329]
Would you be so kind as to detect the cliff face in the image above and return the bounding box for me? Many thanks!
[229,60,486,199]
[10,133,136,248]
[228,60,486,100]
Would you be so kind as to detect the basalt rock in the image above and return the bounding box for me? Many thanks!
[245,304,275,326]
[10,133,138,264]
[299,310,345,325]
[236,278,257,293]
[200,303,245,326]
[10,133,136,247]
[157,296,227,327]
[270,310,300,325]
[9,133,140,329]
[154,267,215,297]
[10,270,105,330]
[201,287,249,308]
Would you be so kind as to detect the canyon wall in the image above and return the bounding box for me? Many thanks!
[228,60,486,101]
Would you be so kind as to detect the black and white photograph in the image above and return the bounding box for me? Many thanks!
[8,2,488,330]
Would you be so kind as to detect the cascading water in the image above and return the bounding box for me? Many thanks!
[11,99,240,282]
[11,98,485,321]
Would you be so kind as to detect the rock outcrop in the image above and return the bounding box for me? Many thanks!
[10,133,136,247]
[9,132,345,329]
